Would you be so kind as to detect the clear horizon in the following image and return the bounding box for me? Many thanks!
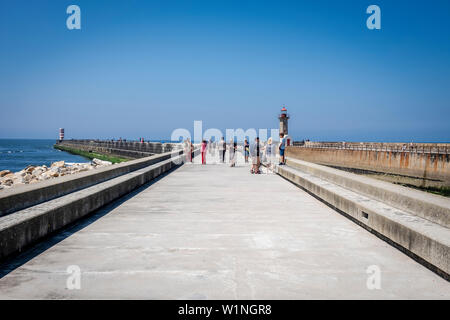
[1,0,449,142]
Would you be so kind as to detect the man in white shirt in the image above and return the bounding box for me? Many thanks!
[218,137,226,163]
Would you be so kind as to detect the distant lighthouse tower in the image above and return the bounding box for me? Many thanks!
[278,105,289,136]
[59,128,65,141]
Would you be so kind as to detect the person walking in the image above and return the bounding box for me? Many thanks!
[218,137,226,163]
[228,139,234,163]
[250,137,261,174]
[209,138,216,160]
[230,142,237,167]
[208,138,213,154]
[266,137,273,171]
[279,133,286,165]
[184,139,191,163]
[201,140,207,165]
[244,139,250,163]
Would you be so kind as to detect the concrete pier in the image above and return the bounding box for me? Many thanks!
[0,151,448,299]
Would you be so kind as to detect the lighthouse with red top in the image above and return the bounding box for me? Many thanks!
[278,105,290,135]
[278,105,291,146]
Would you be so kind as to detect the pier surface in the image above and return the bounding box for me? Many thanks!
[0,152,449,299]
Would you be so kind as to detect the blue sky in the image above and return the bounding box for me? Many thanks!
[1,0,449,142]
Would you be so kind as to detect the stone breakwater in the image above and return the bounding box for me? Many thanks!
[0,159,112,191]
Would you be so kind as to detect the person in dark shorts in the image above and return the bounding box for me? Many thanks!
[250,137,261,174]
[244,139,249,163]
[279,133,286,165]
[230,142,237,167]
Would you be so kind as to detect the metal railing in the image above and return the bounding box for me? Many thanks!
[292,141,450,154]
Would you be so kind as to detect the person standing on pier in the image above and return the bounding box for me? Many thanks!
[266,137,274,172]
[228,139,234,163]
[279,133,286,165]
[244,139,250,163]
[208,138,213,154]
[201,140,207,165]
[184,138,192,163]
[209,138,216,162]
[218,137,226,163]
[230,142,237,167]
[250,137,261,174]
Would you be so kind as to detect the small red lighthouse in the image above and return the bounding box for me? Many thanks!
[59,128,65,141]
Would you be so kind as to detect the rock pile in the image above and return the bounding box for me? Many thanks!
[0,159,112,191]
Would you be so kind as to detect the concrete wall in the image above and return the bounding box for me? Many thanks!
[0,149,199,261]
[286,158,450,228]
[56,140,182,159]
[276,160,450,279]
[0,150,184,217]
[286,146,450,186]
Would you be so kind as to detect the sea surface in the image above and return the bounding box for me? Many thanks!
[0,139,89,172]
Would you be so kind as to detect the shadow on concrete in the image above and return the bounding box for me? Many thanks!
[0,165,182,279]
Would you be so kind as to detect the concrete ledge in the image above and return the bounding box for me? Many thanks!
[286,158,450,228]
[0,150,185,217]
[276,163,450,278]
[0,154,187,261]
[286,146,450,185]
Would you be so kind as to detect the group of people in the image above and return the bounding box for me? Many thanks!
[183,138,194,163]
[246,133,286,174]
[191,133,287,174]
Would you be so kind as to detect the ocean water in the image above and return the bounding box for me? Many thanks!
[0,139,89,172]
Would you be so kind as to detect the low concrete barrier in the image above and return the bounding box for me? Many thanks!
[277,159,450,279]
[0,150,184,217]
[0,151,199,261]
[286,158,450,228]
[286,146,450,186]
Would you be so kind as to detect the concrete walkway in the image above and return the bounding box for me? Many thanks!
[0,151,449,299]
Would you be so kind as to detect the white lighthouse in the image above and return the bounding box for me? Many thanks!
[278,105,292,146]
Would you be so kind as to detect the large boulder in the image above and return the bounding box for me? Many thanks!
[25,166,36,174]
[41,172,52,180]
[50,166,61,173]
[49,171,59,178]
[23,174,32,183]
[17,170,27,177]
[51,161,65,168]
[0,170,12,177]
[92,158,112,166]
[2,173,14,179]
[2,178,14,186]
[32,168,44,177]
